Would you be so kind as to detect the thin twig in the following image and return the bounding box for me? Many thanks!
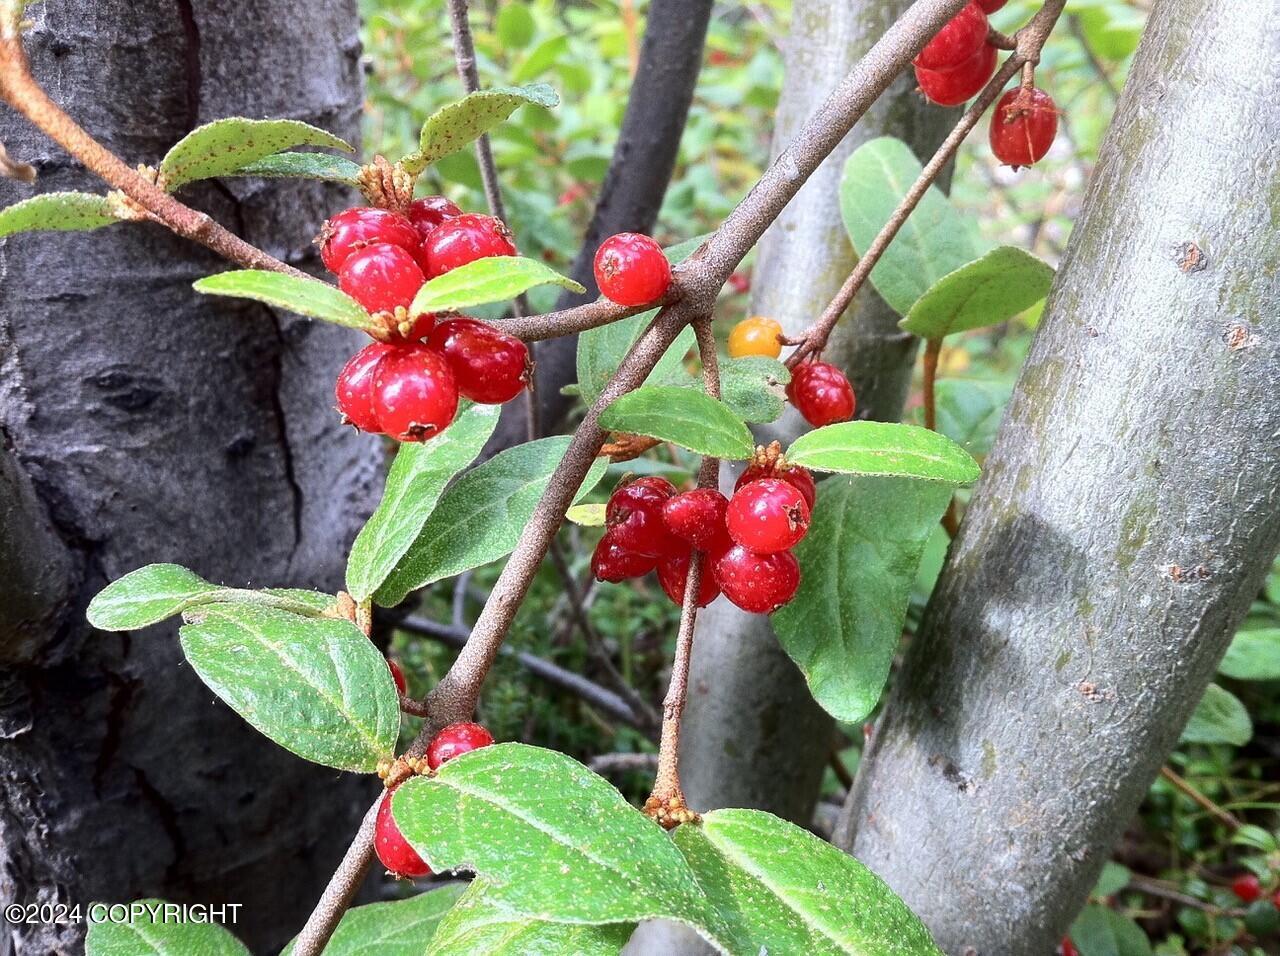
[1126,874,1243,917]
[290,795,381,955]
[590,752,659,775]
[922,338,941,432]
[1161,765,1243,830]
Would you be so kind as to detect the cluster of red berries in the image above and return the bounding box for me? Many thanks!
[913,0,1059,168]
[374,720,495,878]
[323,199,530,442]
[592,451,815,614]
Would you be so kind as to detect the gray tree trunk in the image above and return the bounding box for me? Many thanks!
[835,2,1280,953]
[0,2,376,953]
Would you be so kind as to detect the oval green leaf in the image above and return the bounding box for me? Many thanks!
[160,118,353,190]
[899,246,1055,339]
[179,604,399,771]
[930,378,1012,458]
[85,899,249,956]
[402,85,559,175]
[409,256,584,316]
[1181,683,1252,746]
[193,270,375,331]
[0,191,119,237]
[717,355,790,424]
[786,421,980,485]
[575,307,694,407]
[281,885,467,956]
[600,386,754,460]
[228,151,363,185]
[1219,627,1280,681]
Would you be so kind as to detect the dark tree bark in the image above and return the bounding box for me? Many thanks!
[0,2,376,953]
[836,2,1280,952]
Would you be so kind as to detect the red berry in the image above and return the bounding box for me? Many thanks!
[976,0,1006,11]
[657,549,721,607]
[591,530,659,582]
[606,477,678,557]
[916,43,997,106]
[426,721,495,770]
[335,342,393,432]
[736,463,816,511]
[426,318,531,405]
[419,214,516,278]
[713,545,801,614]
[1272,889,1280,909]
[387,658,407,695]
[1058,938,1078,956]
[727,271,751,294]
[338,243,426,315]
[661,489,729,549]
[1232,873,1263,903]
[406,195,462,241]
[914,2,988,72]
[726,478,810,553]
[318,207,420,274]
[787,361,856,427]
[371,344,459,442]
[989,87,1058,168]
[375,789,431,878]
[593,233,672,307]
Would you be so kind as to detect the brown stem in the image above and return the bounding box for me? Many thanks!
[922,337,941,432]
[290,795,381,955]
[1161,765,1243,830]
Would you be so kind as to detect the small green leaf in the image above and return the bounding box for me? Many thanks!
[513,35,570,84]
[346,404,500,602]
[160,118,353,190]
[600,386,754,459]
[193,270,375,331]
[899,246,1055,339]
[428,879,633,955]
[281,885,467,956]
[1232,824,1279,853]
[375,438,608,606]
[772,477,954,722]
[931,379,1012,457]
[228,151,363,185]
[786,421,980,485]
[1068,904,1152,956]
[403,85,559,175]
[0,191,119,237]
[87,564,221,630]
[718,356,790,423]
[1219,628,1280,681]
[1093,862,1131,898]
[495,4,536,47]
[1181,683,1252,746]
[410,256,584,316]
[576,307,694,407]
[673,809,943,955]
[179,604,399,771]
[566,503,606,527]
[85,900,249,956]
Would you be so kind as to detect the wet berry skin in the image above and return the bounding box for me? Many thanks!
[335,342,393,433]
[592,530,659,582]
[426,318,531,405]
[406,195,462,241]
[726,478,811,553]
[1232,873,1263,903]
[419,213,517,278]
[713,545,801,614]
[658,549,721,607]
[387,658,407,695]
[606,477,679,557]
[976,0,1007,10]
[916,42,997,106]
[371,344,459,442]
[594,233,672,306]
[426,721,495,770]
[728,316,784,359]
[319,207,420,274]
[787,361,856,426]
[989,87,1059,168]
[913,2,988,72]
[338,243,426,315]
[661,489,730,549]
[736,462,816,511]
[375,789,431,878]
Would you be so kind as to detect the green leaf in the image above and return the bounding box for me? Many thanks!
[495,4,536,47]
[0,191,119,237]
[575,307,694,407]
[346,404,500,602]
[772,477,954,722]
[931,379,1012,458]
[281,885,467,956]
[599,386,754,459]
[403,85,559,175]
[1219,628,1280,681]
[1232,824,1279,853]
[393,744,712,931]
[672,809,943,956]
[566,503,606,527]
[899,246,1055,339]
[159,118,352,190]
[840,137,979,315]
[193,270,375,331]
[375,438,608,606]
[410,256,584,316]
[179,604,399,771]
[786,422,980,485]
[228,151,363,185]
[1093,862,1131,898]
[428,879,632,955]
[513,35,569,84]
[718,356,790,423]
[85,900,249,956]
[1181,683,1252,746]
[1069,904,1152,956]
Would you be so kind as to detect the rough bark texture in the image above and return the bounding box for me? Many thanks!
[0,3,377,953]
[836,3,1280,953]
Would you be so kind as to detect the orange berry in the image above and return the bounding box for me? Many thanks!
[728,316,783,359]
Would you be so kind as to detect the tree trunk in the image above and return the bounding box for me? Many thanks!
[0,2,375,953]
[836,2,1280,953]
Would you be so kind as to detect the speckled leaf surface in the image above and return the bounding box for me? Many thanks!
[85,900,248,956]
[772,477,954,723]
[159,117,352,189]
[673,810,943,956]
[0,191,118,236]
[600,386,754,459]
[410,256,584,315]
[392,745,713,933]
[194,270,375,331]
[281,885,467,955]
[717,355,790,423]
[900,246,1054,339]
[427,879,632,955]
[403,85,559,174]
[346,404,499,602]
[228,151,363,185]
[178,604,398,771]
[786,421,980,485]
[375,437,607,606]
[575,307,694,407]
